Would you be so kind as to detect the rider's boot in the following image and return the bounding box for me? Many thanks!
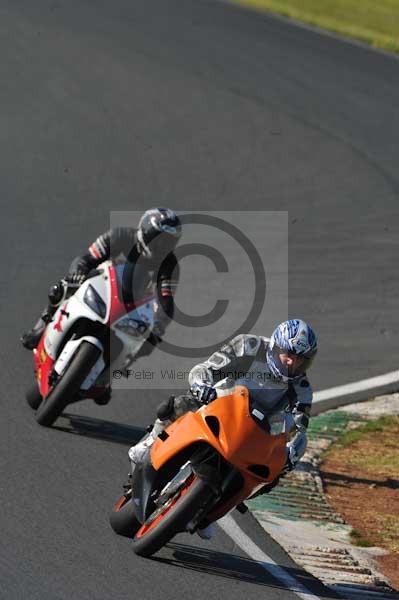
[129,419,215,540]
[197,523,215,540]
[128,418,169,468]
[93,387,112,405]
[21,307,54,350]
[21,281,67,350]
[127,419,171,498]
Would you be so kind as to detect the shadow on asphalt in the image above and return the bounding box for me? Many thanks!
[54,418,339,598]
[53,413,145,445]
[152,543,339,598]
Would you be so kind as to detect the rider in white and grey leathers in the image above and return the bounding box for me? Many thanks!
[129,319,318,538]
[188,323,317,471]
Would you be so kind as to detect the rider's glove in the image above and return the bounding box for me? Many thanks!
[292,406,310,432]
[48,273,86,308]
[191,383,217,405]
[65,272,87,286]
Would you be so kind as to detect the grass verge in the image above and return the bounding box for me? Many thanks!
[229,0,399,54]
[322,415,399,554]
[330,415,399,477]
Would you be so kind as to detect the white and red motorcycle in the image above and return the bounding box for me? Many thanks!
[27,261,155,427]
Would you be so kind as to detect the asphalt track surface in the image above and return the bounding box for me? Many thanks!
[2,0,399,598]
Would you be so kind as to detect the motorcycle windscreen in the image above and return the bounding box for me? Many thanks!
[235,378,292,434]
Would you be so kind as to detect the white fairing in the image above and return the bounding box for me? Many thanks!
[44,268,111,360]
[54,337,106,389]
[43,261,155,389]
[110,300,155,369]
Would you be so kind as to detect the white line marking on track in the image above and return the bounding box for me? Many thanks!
[313,370,399,403]
[218,514,323,600]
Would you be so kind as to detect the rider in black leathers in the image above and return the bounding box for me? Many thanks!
[21,208,182,362]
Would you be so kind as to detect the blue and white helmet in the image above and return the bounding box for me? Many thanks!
[267,319,318,382]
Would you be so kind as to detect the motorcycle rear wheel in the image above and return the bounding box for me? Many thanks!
[36,341,101,427]
[132,476,214,558]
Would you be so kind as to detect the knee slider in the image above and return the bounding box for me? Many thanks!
[157,396,175,421]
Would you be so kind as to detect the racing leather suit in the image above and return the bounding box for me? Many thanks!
[129,334,312,474]
[22,227,179,353]
[70,227,179,343]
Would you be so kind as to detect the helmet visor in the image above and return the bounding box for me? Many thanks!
[272,347,315,378]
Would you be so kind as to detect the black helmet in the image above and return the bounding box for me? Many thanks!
[137,208,182,259]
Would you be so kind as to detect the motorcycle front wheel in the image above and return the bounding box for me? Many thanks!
[26,383,43,410]
[132,476,215,558]
[36,341,101,427]
[109,493,140,538]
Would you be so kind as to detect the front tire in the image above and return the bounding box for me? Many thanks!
[26,384,42,410]
[132,476,214,558]
[109,493,140,538]
[36,341,101,427]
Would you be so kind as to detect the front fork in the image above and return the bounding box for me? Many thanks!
[185,462,240,533]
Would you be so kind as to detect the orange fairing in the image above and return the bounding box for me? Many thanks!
[150,385,288,485]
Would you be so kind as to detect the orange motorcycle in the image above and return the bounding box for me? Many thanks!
[110,383,294,557]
